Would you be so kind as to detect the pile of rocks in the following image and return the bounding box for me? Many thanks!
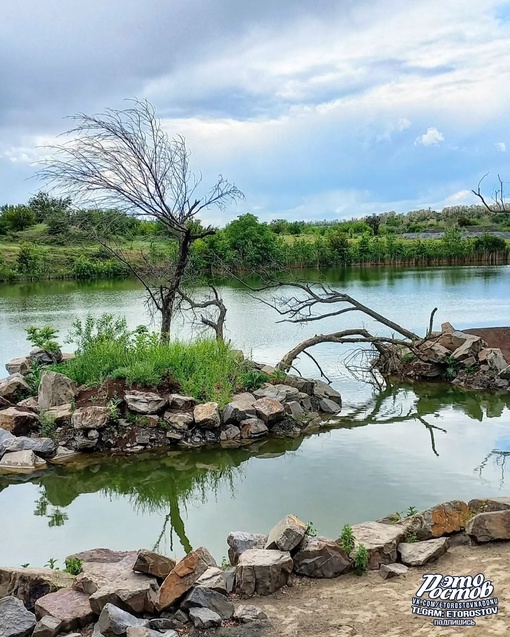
[378,322,510,389]
[1,498,510,636]
[0,355,343,474]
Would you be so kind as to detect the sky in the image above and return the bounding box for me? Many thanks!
[2,0,510,225]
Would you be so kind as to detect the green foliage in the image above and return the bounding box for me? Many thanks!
[406,505,418,517]
[16,242,41,275]
[28,192,72,223]
[353,543,369,575]
[64,556,83,575]
[26,326,60,353]
[474,233,507,253]
[39,413,57,438]
[21,563,29,568]
[1,204,36,231]
[45,558,58,570]
[306,521,317,537]
[270,369,287,383]
[241,369,270,392]
[405,532,418,543]
[220,556,231,570]
[444,355,460,379]
[339,524,355,555]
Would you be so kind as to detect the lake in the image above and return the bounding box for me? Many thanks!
[0,265,509,568]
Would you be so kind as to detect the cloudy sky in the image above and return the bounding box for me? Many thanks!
[2,0,510,224]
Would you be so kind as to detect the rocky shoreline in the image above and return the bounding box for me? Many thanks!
[1,497,509,636]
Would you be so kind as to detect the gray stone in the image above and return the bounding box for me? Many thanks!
[188,607,222,629]
[97,603,148,637]
[133,549,176,580]
[71,406,110,430]
[193,402,220,428]
[48,446,80,463]
[466,510,510,542]
[223,393,256,424]
[227,532,268,565]
[240,418,268,439]
[34,588,94,631]
[293,536,351,578]
[398,538,449,566]
[126,629,167,637]
[284,401,305,420]
[196,567,228,594]
[260,365,277,376]
[468,497,510,512]
[43,404,72,426]
[265,514,307,552]
[32,615,63,637]
[124,390,166,414]
[0,408,38,436]
[181,586,234,619]
[234,605,268,623]
[224,567,236,593]
[1,435,56,459]
[318,398,341,414]
[351,521,406,569]
[146,617,179,633]
[163,411,193,429]
[498,365,510,381]
[312,380,342,406]
[0,450,47,472]
[451,336,484,362]
[0,374,31,401]
[254,397,285,424]
[0,566,74,611]
[283,375,314,395]
[0,596,36,637]
[379,563,409,580]
[236,549,293,597]
[17,397,40,413]
[5,357,31,376]
[219,425,241,441]
[38,372,77,411]
[31,348,62,365]
[167,394,196,410]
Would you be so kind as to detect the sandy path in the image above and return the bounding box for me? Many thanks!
[252,542,510,637]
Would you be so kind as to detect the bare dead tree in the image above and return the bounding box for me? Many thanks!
[472,173,508,212]
[37,98,244,341]
[177,286,228,343]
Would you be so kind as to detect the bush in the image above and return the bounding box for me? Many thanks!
[26,326,60,353]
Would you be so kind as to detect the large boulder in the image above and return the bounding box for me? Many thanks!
[0,450,47,472]
[351,521,406,570]
[451,336,485,362]
[167,394,196,410]
[0,566,74,611]
[466,510,510,542]
[193,403,221,428]
[158,547,216,611]
[253,398,285,425]
[124,391,166,414]
[227,532,267,565]
[404,500,470,540]
[34,588,95,632]
[438,330,482,352]
[265,514,307,552]
[312,380,342,407]
[181,586,234,620]
[0,596,36,637]
[162,411,193,430]
[222,393,256,424]
[0,408,38,436]
[240,418,268,439]
[133,549,176,580]
[195,567,228,594]
[43,404,73,426]
[0,374,30,402]
[188,607,222,629]
[236,549,293,597]
[293,536,351,578]
[0,435,56,459]
[97,603,148,637]
[468,497,510,513]
[398,538,449,566]
[5,357,31,376]
[38,372,77,411]
[71,406,110,430]
[71,549,158,615]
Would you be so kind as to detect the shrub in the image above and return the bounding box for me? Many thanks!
[26,326,60,353]
[339,524,355,555]
[353,543,369,575]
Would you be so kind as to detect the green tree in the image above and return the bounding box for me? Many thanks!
[28,191,72,223]
[221,214,281,267]
[17,242,40,274]
[1,205,36,231]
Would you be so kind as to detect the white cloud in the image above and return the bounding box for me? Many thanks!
[496,141,506,151]
[415,127,445,146]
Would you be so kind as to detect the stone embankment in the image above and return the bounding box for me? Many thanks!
[377,322,510,390]
[1,497,509,636]
[0,351,342,474]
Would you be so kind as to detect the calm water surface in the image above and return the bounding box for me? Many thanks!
[0,265,509,567]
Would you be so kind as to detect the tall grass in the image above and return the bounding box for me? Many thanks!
[51,315,246,404]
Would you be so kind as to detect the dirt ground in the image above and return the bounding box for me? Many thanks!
[251,542,510,637]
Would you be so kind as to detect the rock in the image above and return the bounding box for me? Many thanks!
[410,361,443,378]
[193,402,220,428]
[498,365,510,381]
[351,521,406,569]
[404,500,470,540]
[0,407,38,436]
[133,549,176,580]
[30,349,62,365]
[451,336,484,362]
[293,536,351,578]
[181,586,234,619]
[38,372,77,411]
[167,394,196,410]
[0,566,74,611]
[468,497,510,513]
[234,605,268,622]
[124,390,166,414]
[35,588,94,631]
[379,563,409,580]
[72,549,158,615]
[17,397,40,413]
[48,446,80,463]
[196,567,227,594]
[188,607,222,629]
[219,425,241,441]
[240,418,268,439]
[312,380,342,406]
[420,343,451,363]
[70,433,98,451]
[97,603,148,637]
[398,538,449,566]
[466,510,510,542]
[0,450,47,472]
[158,547,217,611]
[227,532,268,565]
[283,375,315,395]
[5,357,32,376]
[265,514,307,552]
[224,568,236,593]
[162,411,193,429]
[0,596,36,637]
[0,435,56,459]
[71,406,110,430]
[32,615,63,637]
[318,398,341,414]
[223,393,256,424]
[146,617,180,632]
[441,322,455,334]
[284,401,305,420]
[260,365,276,376]
[254,398,285,425]
[126,629,167,637]
[0,374,31,401]
[236,549,293,597]
[438,330,479,352]
[43,404,73,426]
